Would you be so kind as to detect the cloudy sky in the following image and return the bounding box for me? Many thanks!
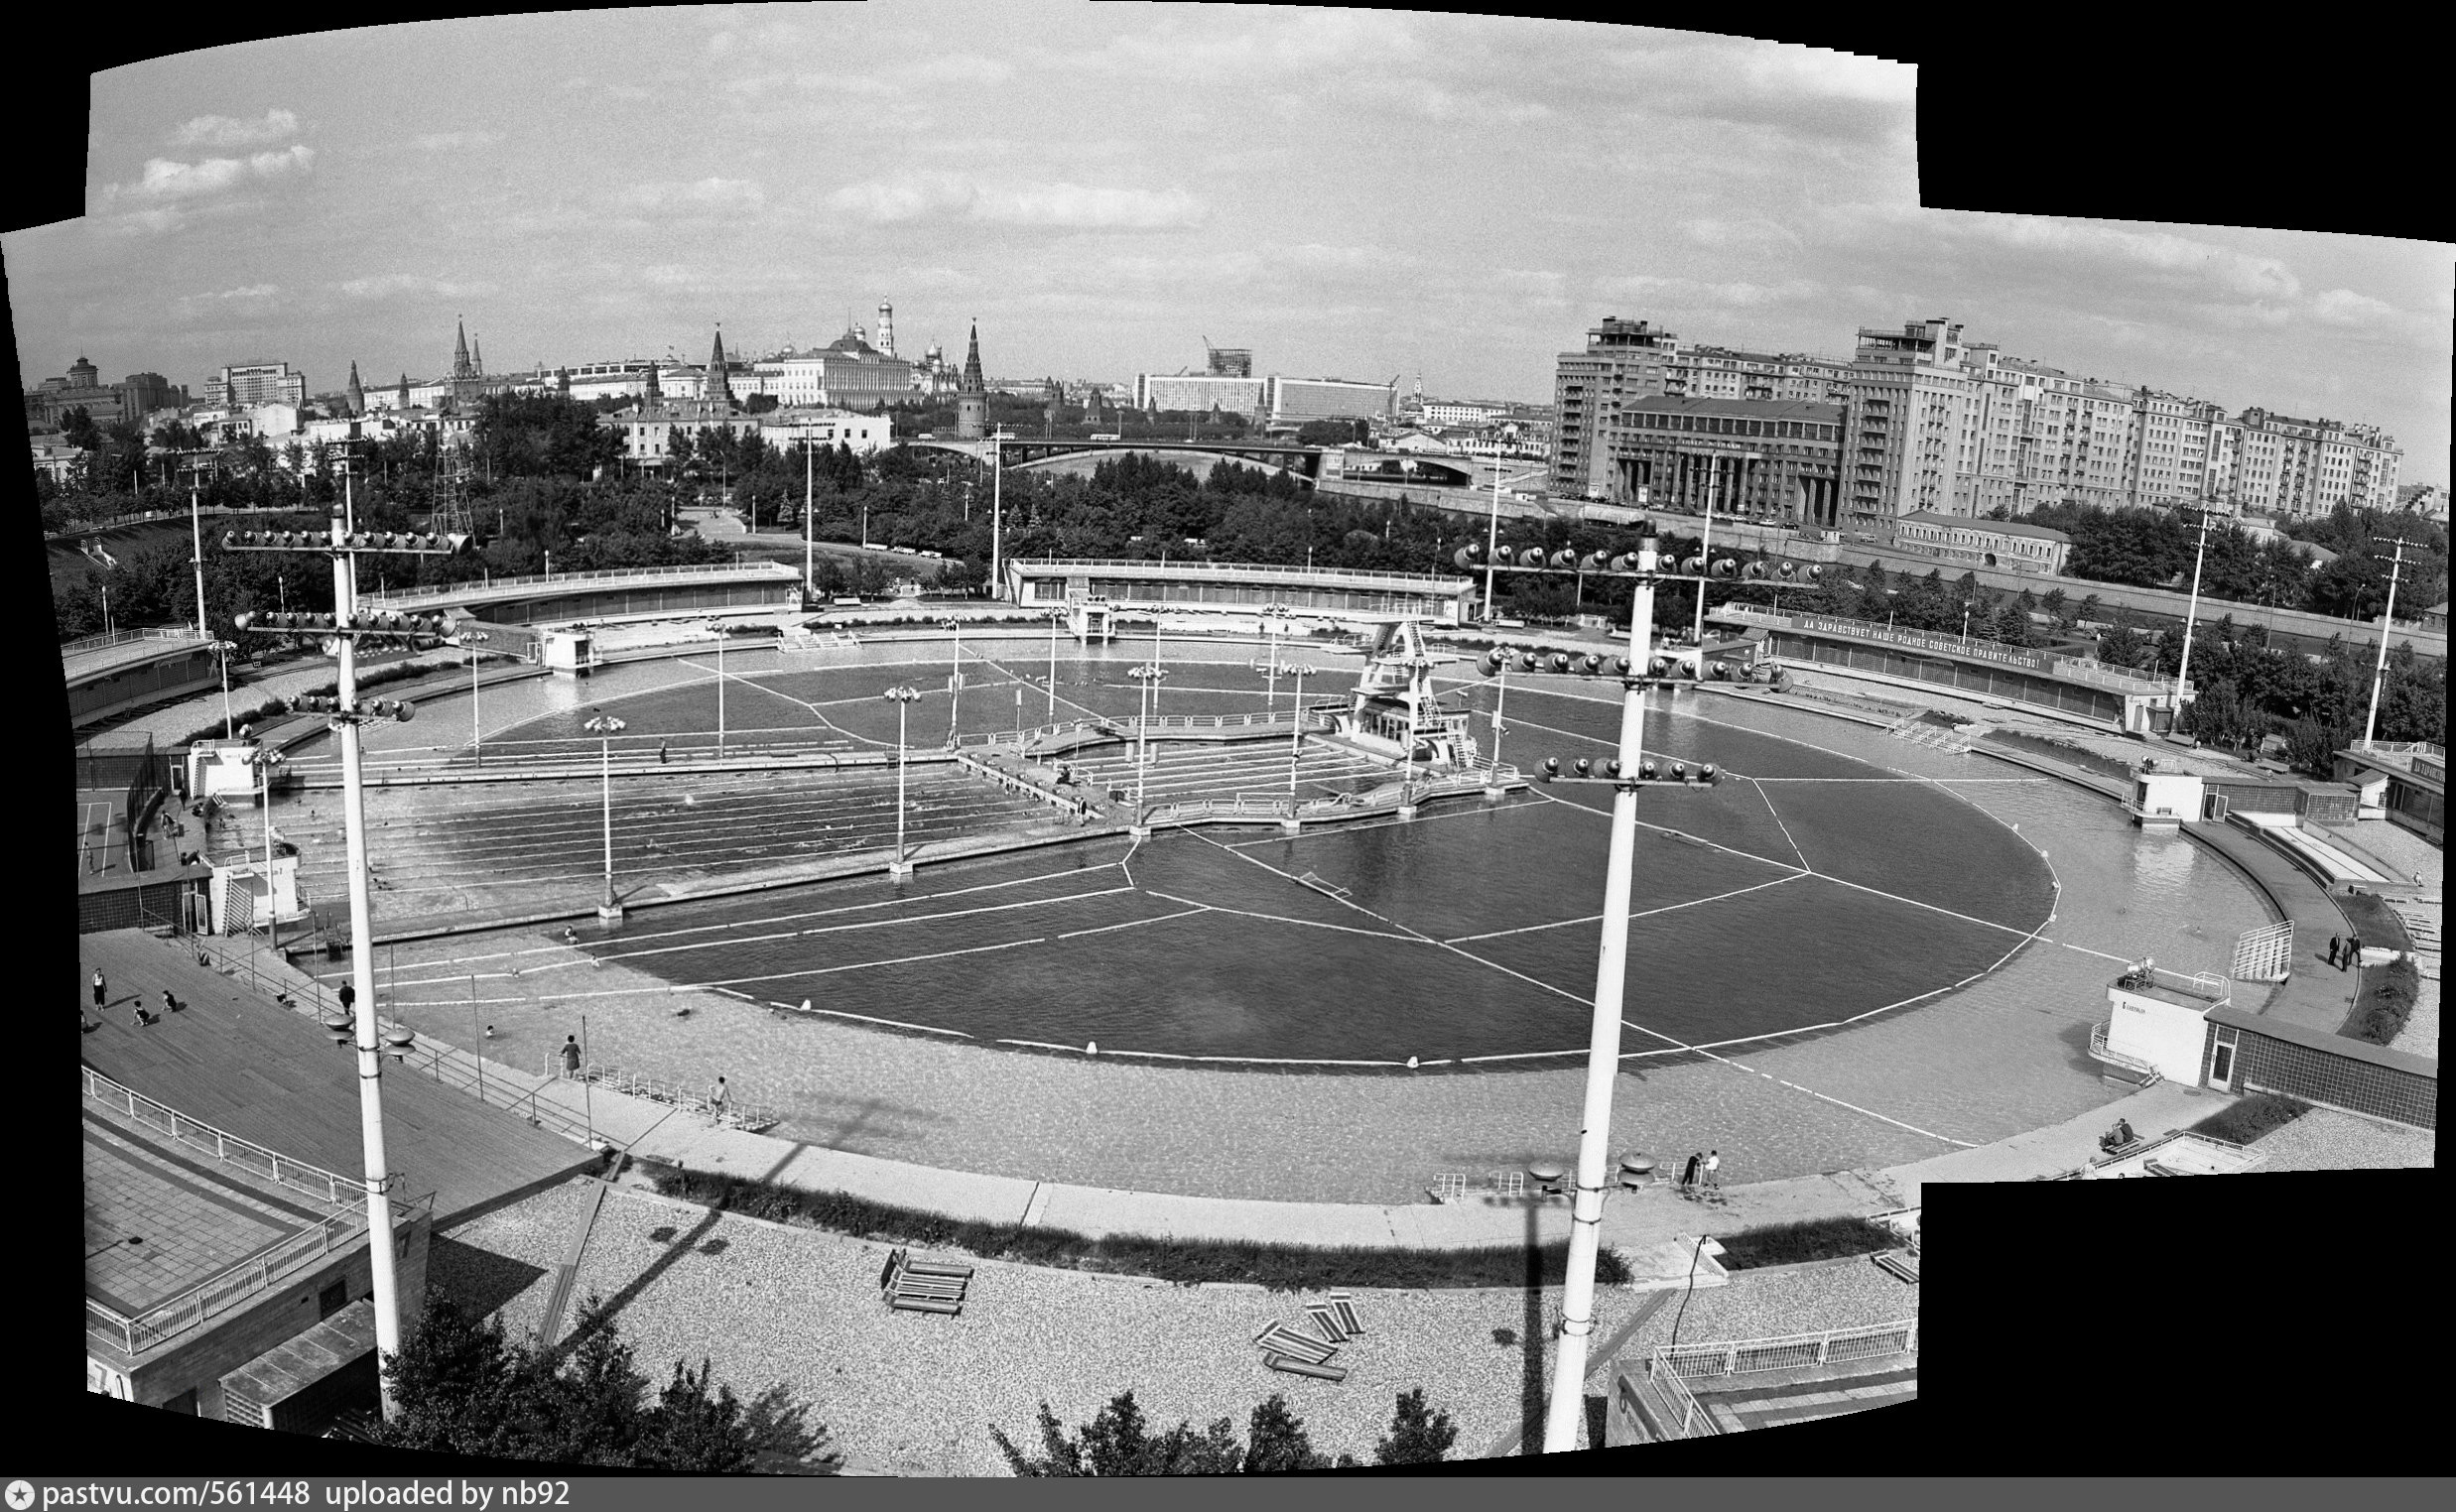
[7,3,2447,482]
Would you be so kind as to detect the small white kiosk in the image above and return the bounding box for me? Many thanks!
[2091,960,2233,1087]
[2129,758,2205,832]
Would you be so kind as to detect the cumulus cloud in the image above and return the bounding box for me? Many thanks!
[1679,217,1805,253]
[611,178,765,210]
[121,144,315,202]
[1610,40,1912,146]
[414,131,503,152]
[171,109,300,148]
[1596,273,1827,310]
[828,173,1204,229]
[336,273,498,301]
[2308,288,2398,326]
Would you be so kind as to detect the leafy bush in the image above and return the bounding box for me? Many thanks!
[2334,891,2411,954]
[2189,1092,2311,1144]
[2343,956,2423,1046]
[642,1162,1631,1289]
[1712,1215,1901,1271]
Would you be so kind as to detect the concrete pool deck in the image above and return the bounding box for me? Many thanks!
[99,632,2426,1230]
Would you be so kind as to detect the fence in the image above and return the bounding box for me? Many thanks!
[954,752,1100,821]
[134,900,604,1147]
[61,626,208,659]
[363,561,796,608]
[1627,1357,1720,1440]
[1655,1318,1919,1382]
[86,1192,434,1360]
[123,732,163,872]
[82,1065,367,1207]
[2232,921,2295,983]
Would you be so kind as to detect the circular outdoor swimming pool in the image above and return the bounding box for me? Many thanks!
[429,642,2061,1066]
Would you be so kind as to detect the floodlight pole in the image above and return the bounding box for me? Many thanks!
[1691,465,1717,653]
[190,486,210,640]
[1541,534,1662,1454]
[2172,507,2215,728]
[1483,463,1502,619]
[1047,611,1062,719]
[990,428,1009,601]
[804,443,815,605]
[327,490,404,1421]
[2362,537,2412,750]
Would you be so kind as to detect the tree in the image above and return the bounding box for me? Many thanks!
[374,1294,830,1471]
[1241,1394,1337,1473]
[991,1391,1243,1476]
[1372,1388,1458,1465]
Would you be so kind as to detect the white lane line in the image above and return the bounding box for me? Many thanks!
[540,936,1052,999]
[1139,889,1417,941]
[512,887,1139,974]
[1055,906,1213,941]
[1748,777,1810,869]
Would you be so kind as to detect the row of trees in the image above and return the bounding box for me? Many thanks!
[993,1387,1458,1474]
[2006,500,2447,624]
[372,1288,1460,1474]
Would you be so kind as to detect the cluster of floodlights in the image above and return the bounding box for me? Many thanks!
[234,609,462,638]
[1452,541,1827,581]
[1533,754,1720,788]
[283,693,417,723]
[224,529,468,554]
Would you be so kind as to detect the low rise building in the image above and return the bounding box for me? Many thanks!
[1888,510,2072,574]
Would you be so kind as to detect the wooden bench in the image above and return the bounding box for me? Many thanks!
[1328,1293,1361,1336]
[1252,1323,1338,1366]
[1263,1353,1347,1382]
[881,1246,975,1314]
[1872,1250,1920,1284]
[1304,1303,1349,1345]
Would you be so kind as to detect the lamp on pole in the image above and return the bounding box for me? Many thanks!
[2171,506,2217,732]
[210,639,239,739]
[583,712,626,924]
[1128,661,1169,825]
[459,627,490,764]
[1280,661,1316,797]
[941,617,965,740]
[2362,536,2415,751]
[1046,607,1067,720]
[224,489,463,1424]
[257,744,284,954]
[989,427,1012,601]
[1485,662,1511,799]
[882,686,920,877]
[1483,458,1503,620]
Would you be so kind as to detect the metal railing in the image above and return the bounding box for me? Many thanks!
[1632,1357,1721,1440]
[1655,1318,1919,1382]
[82,1066,365,1207]
[363,561,797,607]
[561,1062,779,1134]
[2086,1022,2166,1086]
[61,626,209,659]
[87,1192,434,1359]
[1017,557,1473,590]
[2113,964,2231,1002]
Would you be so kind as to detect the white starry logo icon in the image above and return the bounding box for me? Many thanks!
[5,1481,34,1510]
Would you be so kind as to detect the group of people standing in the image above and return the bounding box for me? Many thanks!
[1675,1149,1722,1199]
[2326,934,2366,970]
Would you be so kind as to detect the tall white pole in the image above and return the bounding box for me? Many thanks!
[804,444,815,604]
[1691,458,1717,653]
[716,629,725,752]
[1490,665,1509,772]
[990,431,1005,601]
[894,698,910,870]
[2172,509,2213,727]
[329,489,404,1419]
[1288,666,1306,797]
[1541,534,1660,1454]
[2362,539,2407,751]
[1047,614,1059,719]
[1484,461,1501,619]
[261,750,279,954]
[191,487,211,639]
[219,650,234,740]
[470,642,481,765]
[599,735,615,911]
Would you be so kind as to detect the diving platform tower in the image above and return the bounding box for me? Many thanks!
[1322,617,1478,773]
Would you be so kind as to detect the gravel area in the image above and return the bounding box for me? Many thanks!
[2246,1107,2436,1172]
[433,1179,1915,1473]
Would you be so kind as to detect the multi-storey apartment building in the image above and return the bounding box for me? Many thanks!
[1551,314,2403,524]
[1550,316,1680,498]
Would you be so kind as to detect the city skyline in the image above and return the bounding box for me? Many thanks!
[5,4,2448,484]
